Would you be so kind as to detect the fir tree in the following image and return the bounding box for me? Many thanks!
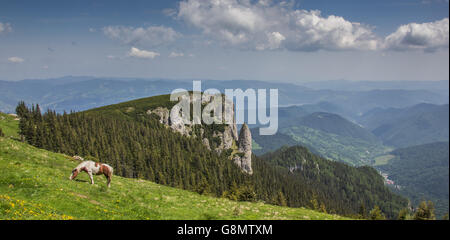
[397,208,411,220]
[413,201,436,220]
[369,205,386,220]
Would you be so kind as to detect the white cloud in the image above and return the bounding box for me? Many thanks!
[103,25,181,47]
[383,18,449,52]
[177,0,379,51]
[101,1,447,54]
[256,31,286,50]
[0,22,12,34]
[8,57,24,63]
[128,47,160,59]
[169,52,184,58]
[89,28,96,32]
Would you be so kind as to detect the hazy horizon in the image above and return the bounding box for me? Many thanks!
[1,0,449,82]
[1,75,449,84]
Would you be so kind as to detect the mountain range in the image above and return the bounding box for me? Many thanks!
[360,103,449,148]
[1,77,448,118]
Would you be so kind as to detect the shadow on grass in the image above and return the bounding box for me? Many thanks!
[74,179,88,183]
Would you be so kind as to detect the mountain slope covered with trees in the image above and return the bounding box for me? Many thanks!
[0,113,348,220]
[13,95,407,218]
[260,145,407,218]
[360,104,449,148]
[376,142,449,218]
[252,111,390,165]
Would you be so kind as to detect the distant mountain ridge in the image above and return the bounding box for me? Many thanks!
[360,103,449,148]
[302,79,449,92]
[1,77,447,116]
[297,112,379,144]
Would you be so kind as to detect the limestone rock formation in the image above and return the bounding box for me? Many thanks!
[169,104,190,135]
[212,131,224,154]
[147,107,169,125]
[235,123,253,174]
[146,92,252,174]
[202,138,211,151]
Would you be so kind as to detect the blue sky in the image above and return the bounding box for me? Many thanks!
[0,0,448,82]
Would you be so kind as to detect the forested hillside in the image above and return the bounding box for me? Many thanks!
[298,112,379,144]
[0,113,348,220]
[260,146,407,219]
[376,142,449,218]
[14,95,407,218]
[360,104,449,148]
[251,111,390,166]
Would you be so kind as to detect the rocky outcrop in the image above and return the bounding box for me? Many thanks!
[146,93,252,174]
[212,125,236,154]
[202,138,211,150]
[169,104,192,136]
[234,123,253,174]
[147,107,169,125]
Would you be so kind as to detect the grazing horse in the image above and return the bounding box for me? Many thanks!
[69,160,113,187]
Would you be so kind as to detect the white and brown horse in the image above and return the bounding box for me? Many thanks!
[69,160,113,187]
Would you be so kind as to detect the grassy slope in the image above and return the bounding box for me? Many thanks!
[373,155,395,166]
[83,94,175,119]
[0,113,20,139]
[0,113,348,220]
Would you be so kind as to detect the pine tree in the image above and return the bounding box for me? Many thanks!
[310,195,319,211]
[15,101,28,118]
[442,213,449,220]
[369,205,386,220]
[397,208,411,220]
[358,203,367,219]
[320,203,327,213]
[413,201,436,220]
[278,192,287,207]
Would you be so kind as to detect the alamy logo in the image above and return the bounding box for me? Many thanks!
[170,81,278,135]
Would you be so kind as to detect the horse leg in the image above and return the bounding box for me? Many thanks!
[88,172,94,185]
[106,173,111,188]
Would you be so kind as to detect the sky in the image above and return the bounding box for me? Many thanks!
[0,0,449,82]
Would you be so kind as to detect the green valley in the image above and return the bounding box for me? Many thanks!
[252,124,391,166]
